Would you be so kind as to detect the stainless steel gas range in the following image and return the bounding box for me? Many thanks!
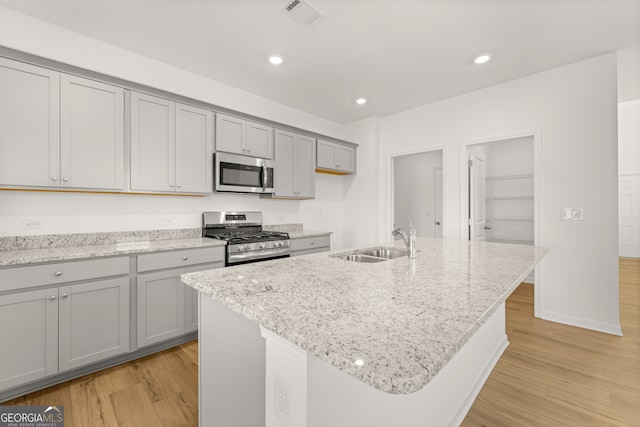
[202,211,290,266]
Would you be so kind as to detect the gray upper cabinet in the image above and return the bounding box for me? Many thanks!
[0,57,126,190]
[61,74,125,190]
[130,92,213,194]
[0,57,60,188]
[273,129,315,199]
[176,103,214,193]
[215,113,274,159]
[316,139,356,174]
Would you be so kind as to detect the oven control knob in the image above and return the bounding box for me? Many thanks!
[260,243,266,249]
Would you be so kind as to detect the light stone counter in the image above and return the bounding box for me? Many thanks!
[0,229,226,267]
[182,237,547,396]
[263,223,331,239]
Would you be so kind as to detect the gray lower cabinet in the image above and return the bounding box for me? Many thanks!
[0,258,129,392]
[0,288,58,390]
[290,235,331,257]
[58,277,129,371]
[136,247,224,348]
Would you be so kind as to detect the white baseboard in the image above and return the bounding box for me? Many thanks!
[540,310,623,336]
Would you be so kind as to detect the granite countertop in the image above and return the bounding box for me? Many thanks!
[263,223,331,239]
[182,237,547,395]
[0,229,225,267]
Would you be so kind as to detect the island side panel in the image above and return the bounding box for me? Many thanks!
[306,302,508,427]
[199,294,266,427]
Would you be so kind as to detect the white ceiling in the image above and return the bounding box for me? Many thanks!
[1,0,639,124]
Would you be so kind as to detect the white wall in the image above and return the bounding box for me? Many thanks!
[368,54,620,334]
[342,116,381,249]
[0,7,347,248]
[393,151,443,237]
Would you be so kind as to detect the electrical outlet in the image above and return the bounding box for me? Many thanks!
[273,375,291,427]
[561,208,583,221]
[159,217,174,227]
[22,219,43,230]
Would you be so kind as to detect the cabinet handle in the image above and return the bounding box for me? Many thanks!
[183,256,189,261]
[336,164,340,168]
[51,177,58,182]
[62,177,69,182]
[169,184,175,188]
[49,295,57,301]
[61,293,69,299]
[54,271,63,277]
[177,184,181,188]
[310,242,315,245]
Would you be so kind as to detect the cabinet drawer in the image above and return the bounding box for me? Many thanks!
[137,247,224,272]
[0,257,129,293]
[290,235,330,253]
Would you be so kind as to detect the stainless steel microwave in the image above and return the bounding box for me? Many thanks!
[214,152,275,194]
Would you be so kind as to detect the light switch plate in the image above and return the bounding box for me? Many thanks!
[561,208,583,221]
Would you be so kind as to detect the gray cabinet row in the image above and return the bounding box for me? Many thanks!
[0,57,213,195]
[0,246,224,395]
[1,56,356,198]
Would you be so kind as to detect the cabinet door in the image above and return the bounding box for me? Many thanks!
[58,278,129,371]
[215,114,245,156]
[316,140,336,171]
[130,92,176,192]
[176,104,213,193]
[246,121,274,159]
[60,74,125,190]
[295,135,316,198]
[274,129,296,197]
[0,58,60,188]
[0,288,58,390]
[335,145,355,173]
[137,269,185,347]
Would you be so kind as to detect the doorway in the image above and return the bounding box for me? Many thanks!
[393,149,444,238]
[467,136,536,279]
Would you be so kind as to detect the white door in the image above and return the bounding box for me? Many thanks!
[469,153,487,240]
[619,174,640,258]
[434,168,443,238]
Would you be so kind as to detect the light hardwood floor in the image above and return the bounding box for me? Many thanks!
[5,258,639,426]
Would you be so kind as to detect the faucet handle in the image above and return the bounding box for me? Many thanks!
[408,219,416,236]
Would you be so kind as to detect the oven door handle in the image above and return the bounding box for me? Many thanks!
[228,247,290,264]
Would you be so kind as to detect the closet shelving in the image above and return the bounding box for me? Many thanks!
[485,174,534,245]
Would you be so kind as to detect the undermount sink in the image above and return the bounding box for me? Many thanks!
[332,247,409,263]
[358,248,408,260]
[336,254,387,263]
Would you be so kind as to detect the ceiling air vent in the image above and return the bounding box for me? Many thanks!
[281,0,325,26]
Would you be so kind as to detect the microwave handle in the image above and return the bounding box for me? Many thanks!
[262,164,267,192]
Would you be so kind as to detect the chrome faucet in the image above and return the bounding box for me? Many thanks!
[392,220,417,259]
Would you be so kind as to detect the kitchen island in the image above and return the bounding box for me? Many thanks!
[182,237,547,427]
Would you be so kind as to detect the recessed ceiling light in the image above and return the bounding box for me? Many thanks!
[269,55,284,65]
[474,55,491,65]
[355,97,367,105]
